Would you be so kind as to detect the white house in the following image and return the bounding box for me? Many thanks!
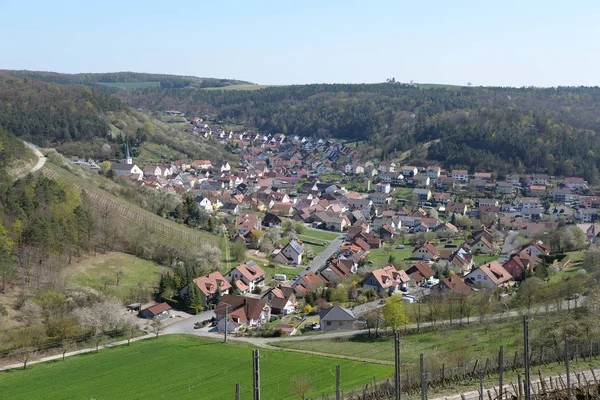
[225,261,266,294]
[273,239,305,265]
[194,195,213,213]
[111,163,143,177]
[375,182,391,194]
[451,170,469,182]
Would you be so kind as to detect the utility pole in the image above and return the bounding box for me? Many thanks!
[523,315,531,400]
[224,303,230,343]
[395,331,401,400]
[420,353,427,400]
[253,349,261,400]
[235,382,240,400]
[565,334,571,400]
[336,364,341,400]
[499,345,504,400]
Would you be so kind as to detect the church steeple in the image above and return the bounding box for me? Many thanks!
[124,141,132,165]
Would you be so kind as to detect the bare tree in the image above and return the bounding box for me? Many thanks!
[151,318,162,338]
[13,347,36,369]
[115,269,124,286]
[290,373,313,400]
[61,338,76,361]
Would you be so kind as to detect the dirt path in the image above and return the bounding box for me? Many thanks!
[257,342,395,365]
[10,142,46,180]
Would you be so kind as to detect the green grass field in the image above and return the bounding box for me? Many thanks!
[0,335,393,400]
[204,84,274,91]
[62,252,165,298]
[473,255,500,265]
[263,264,304,280]
[97,81,160,88]
[300,229,340,241]
[366,249,414,265]
[274,317,524,368]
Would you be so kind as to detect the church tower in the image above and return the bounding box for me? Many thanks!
[123,142,132,165]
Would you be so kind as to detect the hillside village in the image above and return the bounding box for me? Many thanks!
[70,114,598,335]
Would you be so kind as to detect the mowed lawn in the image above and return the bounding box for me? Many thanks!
[300,229,340,241]
[273,317,524,369]
[0,335,393,400]
[366,249,414,265]
[62,252,165,298]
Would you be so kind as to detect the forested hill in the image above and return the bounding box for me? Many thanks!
[118,83,600,178]
[0,70,253,89]
[0,74,235,163]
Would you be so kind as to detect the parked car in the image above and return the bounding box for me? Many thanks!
[402,295,418,303]
[395,245,405,249]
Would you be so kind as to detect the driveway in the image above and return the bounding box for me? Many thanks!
[300,233,345,276]
[162,310,215,335]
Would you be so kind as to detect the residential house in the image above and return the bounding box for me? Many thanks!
[235,213,261,235]
[478,198,499,207]
[375,182,391,194]
[434,222,459,237]
[505,174,520,185]
[435,176,456,190]
[320,259,356,286]
[293,272,325,294]
[412,241,440,260]
[548,205,573,220]
[448,248,474,275]
[273,239,305,265]
[379,161,396,173]
[142,165,162,177]
[552,188,574,203]
[564,177,588,190]
[370,192,393,205]
[405,262,435,285]
[262,285,297,315]
[413,188,432,202]
[497,182,514,195]
[221,202,241,215]
[426,166,441,178]
[402,166,418,177]
[446,202,468,216]
[412,175,431,188]
[471,237,500,254]
[262,212,283,228]
[451,169,469,182]
[139,303,172,320]
[226,261,266,294]
[464,261,513,289]
[528,185,547,197]
[522,207,544,220]
[319,306,356,331]
[312,211,351,231]
[194,195,213,213]
[347,198,373,220]
[362,265,411,294]
[181,271,231,306]
[436,276,472,295]
[474,172,492,181]
[215,295,271,333]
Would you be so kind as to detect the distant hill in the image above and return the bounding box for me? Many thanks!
[118,82,600,179]
[0,70,253,89]
[0,73,235,163]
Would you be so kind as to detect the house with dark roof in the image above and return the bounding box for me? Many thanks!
[320,259,356,286]
[262,212,283,228]
[262,285,297,315]
[405,262,435,285]
[436,276,472,296]
[471,237,500,255]
[273,239,305,265]
[319,306,356,331]
[215,295,271,333]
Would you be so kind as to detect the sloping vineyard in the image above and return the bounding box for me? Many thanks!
[40,163,217,255]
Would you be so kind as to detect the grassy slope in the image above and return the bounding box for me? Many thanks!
[0,335,393,400]
[62,252,165,299]
[273,317,524,368]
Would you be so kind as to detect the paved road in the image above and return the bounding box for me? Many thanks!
[499,230,519,264]
[300,231,345,277]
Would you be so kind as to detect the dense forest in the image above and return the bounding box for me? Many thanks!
[1,70,252,89]
[118,83,600,178]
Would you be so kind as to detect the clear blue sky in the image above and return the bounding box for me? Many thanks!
[1,0,599,87]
